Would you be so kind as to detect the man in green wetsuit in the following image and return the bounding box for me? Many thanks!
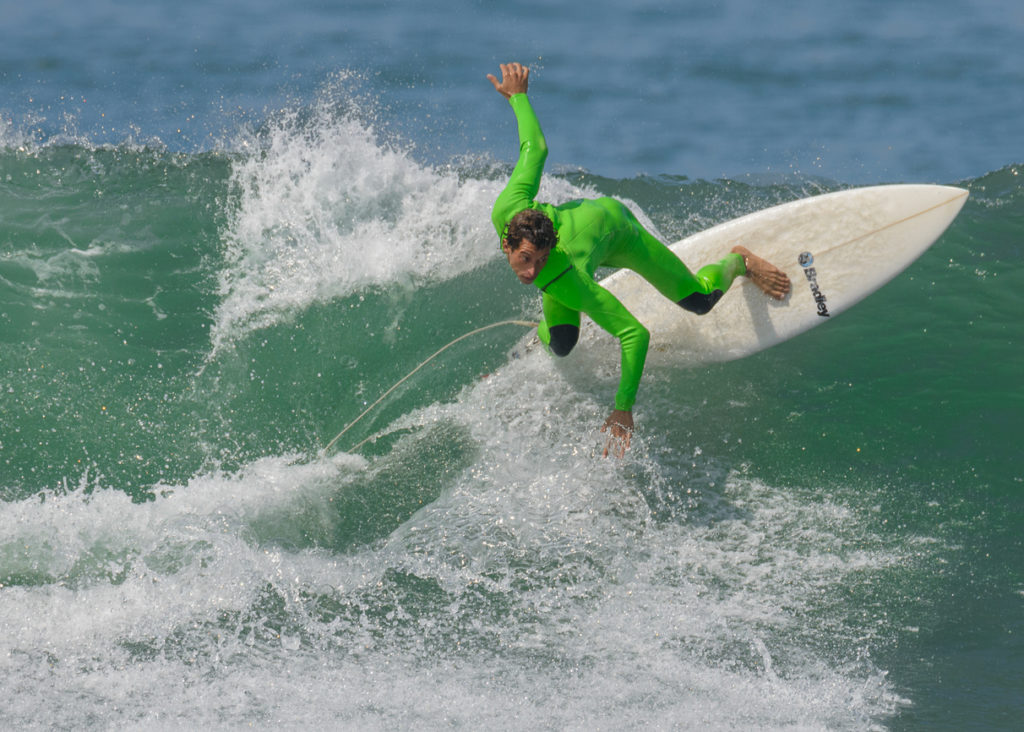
[488,63,791,457]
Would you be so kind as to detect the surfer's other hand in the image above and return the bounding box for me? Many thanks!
[601,409,633,458]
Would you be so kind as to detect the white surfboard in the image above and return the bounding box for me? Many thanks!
[593,184,968,364]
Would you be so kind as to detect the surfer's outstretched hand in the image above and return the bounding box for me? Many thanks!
[601,409,633,459]
[487,62,529,99]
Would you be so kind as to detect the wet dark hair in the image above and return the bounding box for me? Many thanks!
[502,208,557,251]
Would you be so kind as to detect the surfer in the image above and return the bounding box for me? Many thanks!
[488,62,790,457]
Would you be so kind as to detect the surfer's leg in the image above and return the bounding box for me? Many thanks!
[676,252,747,314]
[539,293,581,357]
[602,203,746,315]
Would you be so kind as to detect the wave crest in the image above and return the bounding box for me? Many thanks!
[212,81,502,351]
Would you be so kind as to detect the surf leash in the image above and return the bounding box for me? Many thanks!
[321,319,537,456]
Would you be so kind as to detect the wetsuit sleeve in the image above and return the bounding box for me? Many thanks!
[544,271,650,412]
[491,94,549,237]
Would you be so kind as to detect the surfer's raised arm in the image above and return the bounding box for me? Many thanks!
[490,64,547,237]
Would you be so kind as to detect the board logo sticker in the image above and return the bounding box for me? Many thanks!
[798,252,830,317]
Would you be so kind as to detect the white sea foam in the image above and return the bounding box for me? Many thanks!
[208,77,603,355]
[0,393,910,730]
[211,99,483,351]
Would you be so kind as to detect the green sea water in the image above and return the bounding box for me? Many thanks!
[2,115,1021,726]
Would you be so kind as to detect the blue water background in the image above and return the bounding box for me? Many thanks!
[4,0,1021,182]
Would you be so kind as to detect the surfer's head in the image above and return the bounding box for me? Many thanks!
[502,209,556,285]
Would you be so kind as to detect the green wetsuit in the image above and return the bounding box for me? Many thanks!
[491,93,745,412]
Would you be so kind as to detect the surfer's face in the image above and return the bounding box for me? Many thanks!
[503,238,549,285]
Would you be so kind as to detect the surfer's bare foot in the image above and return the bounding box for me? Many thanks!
[732,245,791,300]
